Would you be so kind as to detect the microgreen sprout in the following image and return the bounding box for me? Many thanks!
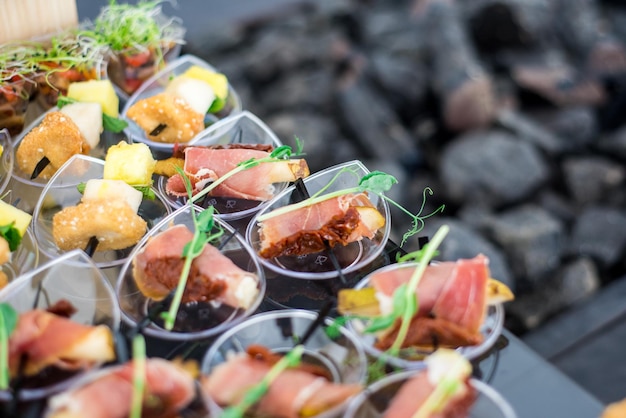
[189,142,305,205]
[160,167,224,331]
[221,345,304,418]
[0,303,18,390]
[92,0,184,66]
[256,169,444,246]
[0,222,22,252]
[130,334,147,418]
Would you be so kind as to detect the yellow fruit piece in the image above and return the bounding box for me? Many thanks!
[181,65,229,99]
[0,200,32,237]
[67,79,120,118]
[103,141,156,186]
[0,144,4,157]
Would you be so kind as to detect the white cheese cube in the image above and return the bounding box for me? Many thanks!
[82,179,143,213]
[165,75,216,115]
[60,102,103,149]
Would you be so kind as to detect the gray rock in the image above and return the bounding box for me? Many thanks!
[597,125,626,161]
[494,109,563,155]
[368,52,429,111]
[335,77,421,166]
[527,107,598,151]
[556,257,600,307]
[562,156,626,206]
[568,206,626,269]
[259,67,334,113]
[537,190,577,225]
[440,130,550,207]
[420,218,515,291]
[485,204,565,286]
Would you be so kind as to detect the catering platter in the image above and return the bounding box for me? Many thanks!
[0,3,517,416]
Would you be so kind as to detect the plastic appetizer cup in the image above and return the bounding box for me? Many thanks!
[201,309,368,418]
[31,154,171,276]
[346,262,505,370]
[0,128,14,196]
[0,227,39,289]
[245,160,392,281]
[0,250,120,403]
[121,54,242,158]
[7,107,129,213]
[115,204,266,342]
[157,110,287,229]
[0,75,35,137]
[344,370,517,418]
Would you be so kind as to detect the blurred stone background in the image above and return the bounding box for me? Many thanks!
[79,0,626,402]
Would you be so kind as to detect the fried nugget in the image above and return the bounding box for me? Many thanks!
[16,111,88,180]
[154,157,184,177]
[126,93,205,144]
[53,199,147,252]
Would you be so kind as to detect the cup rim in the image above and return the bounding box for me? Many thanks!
[115,204,267,341]
[344,370,517,418]
[121,54,243,152]
[245,159,392,280]
[31,154,172,269]
[346,261,505,369]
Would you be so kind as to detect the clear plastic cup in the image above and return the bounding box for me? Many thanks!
[121,54,242,159]
[201,309,368,418]
[346,262,505,370]
[115,204,266,341]
[0,250,120,402]
[344,370,517,418]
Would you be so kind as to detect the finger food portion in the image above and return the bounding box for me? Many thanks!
[164,145,309,201]
[201,344,363,418]
[132,224,260,310]
[125,65,230,144]
[257,192,385,259]
[45,358,196,418]
[7,301,115,380]
[0,200,33,288]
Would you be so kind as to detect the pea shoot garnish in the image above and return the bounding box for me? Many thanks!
[160,168,224,331]
[256,168,444,246]
[221,345,304,418]
[130,334,147,418]
[0,303,18,390]
[0,222,22,252]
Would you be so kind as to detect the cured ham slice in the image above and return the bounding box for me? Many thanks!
[201,346,362,418]
[132,224,259,309]
[258,192,385,259]
[9,306,115,378]
[371,255,489,335]
[165,146,310,200]
[383,350,476,418]
[45,358,196,418]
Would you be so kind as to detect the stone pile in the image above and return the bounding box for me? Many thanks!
[184,0,626,335]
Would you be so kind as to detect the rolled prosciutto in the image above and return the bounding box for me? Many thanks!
[257,192,385,259]
[202,345,362,418]
[45,358,196,418]
[132,224,259,309]
[165,146,310,200]
[383,349,476,418]
[8,305,115,378]
[375,255,489,349]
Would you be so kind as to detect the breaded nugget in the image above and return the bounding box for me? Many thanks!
[16,111,88,180]
[53,199,147,252]
[126,93,205,143]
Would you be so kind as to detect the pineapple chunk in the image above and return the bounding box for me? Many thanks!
[67,79,120,118]
[181,65,229,100]
[83,179,143,213]
[60,102,103,149]
[0,200,32,237]
[103,142,156,186]
[165,75,216,115]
